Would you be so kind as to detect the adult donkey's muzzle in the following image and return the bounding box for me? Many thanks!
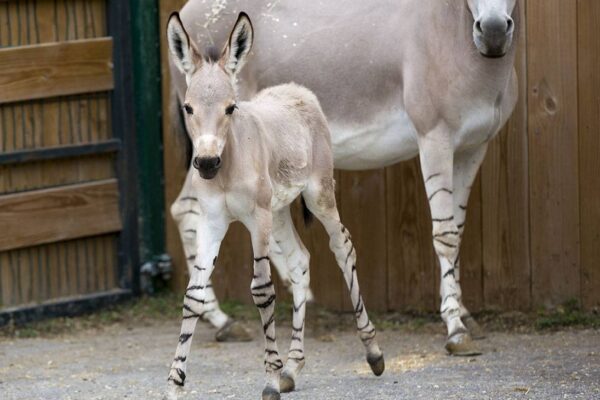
[473,14,515,58]
[194,156,222,179]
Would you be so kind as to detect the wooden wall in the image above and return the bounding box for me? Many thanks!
[159,0,600,312]
[0,0,122,310]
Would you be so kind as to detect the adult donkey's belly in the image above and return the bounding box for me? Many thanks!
[328,110,420,170]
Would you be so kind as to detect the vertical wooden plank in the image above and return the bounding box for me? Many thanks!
[528,0,580,308]
[481,3,531,311]
[340,170,388,311]
[386,159,436,312]
[211,223,254,305]
[159,0,190,293]
[578,0,600,310]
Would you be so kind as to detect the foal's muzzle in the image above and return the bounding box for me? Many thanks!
[193,156,222,179]
[473,15,515,58]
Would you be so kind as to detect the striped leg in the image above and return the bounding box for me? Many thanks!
[453,144,488,339]
[170,170,250,342]
[418,131,479,356]
[166,216,229,398]
[269,207,310,393]
[303,180,385,377]
[246,209,283,400]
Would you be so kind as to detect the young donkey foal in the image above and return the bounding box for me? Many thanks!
[166,12,384,399]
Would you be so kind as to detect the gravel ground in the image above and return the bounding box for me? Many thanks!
[0,320,598,400]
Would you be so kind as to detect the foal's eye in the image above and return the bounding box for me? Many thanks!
[225,104,237,115]
[183,104,193,115]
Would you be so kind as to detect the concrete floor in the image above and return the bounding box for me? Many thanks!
[0,321,599,400]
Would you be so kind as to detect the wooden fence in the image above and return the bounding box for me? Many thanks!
[0,0,137,321]
[159,0,600,312]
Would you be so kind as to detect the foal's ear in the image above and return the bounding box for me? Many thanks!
[167,12,202,78]
[221,12,254,76]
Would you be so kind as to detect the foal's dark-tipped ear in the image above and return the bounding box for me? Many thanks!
[167,11,202,78]
[222,12,254,76]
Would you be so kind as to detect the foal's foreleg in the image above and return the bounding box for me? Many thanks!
[246,208,283,400]
[418,130,479,356]
[269,207,310,393]
[166,217,228,397]
[304,182,384,376]
[170,176,230,331]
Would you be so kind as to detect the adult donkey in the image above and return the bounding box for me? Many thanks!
[169,0,519,355]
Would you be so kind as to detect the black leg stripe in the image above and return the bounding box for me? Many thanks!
[174,356,187,362]
[293,299,306,312]
[434,230,459,238]
[263,315,275,331]
[425,172,441,183]
[265,349,279,356]
[432,216,453,222]
[168,376,184,387]
[179,333,192,344]
[357,320,370,331]
[434,238,458,249]
[187,285,204,291]
[254,256,270,263]
[256,295,276,309]
[443,268,455,278]
[251,281,273,291]
[428,188,453,201]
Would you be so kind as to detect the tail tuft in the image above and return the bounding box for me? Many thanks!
[300,195,314,226]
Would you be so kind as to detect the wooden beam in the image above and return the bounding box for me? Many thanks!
[0,180,122,252]
[0,139,121,166]
[0,38,114,104]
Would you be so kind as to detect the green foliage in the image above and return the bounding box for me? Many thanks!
[535,299,600,330]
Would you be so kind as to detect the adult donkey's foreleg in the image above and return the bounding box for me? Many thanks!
[453,144,489,340]
[166,216,229,399]
[418,129,480,356]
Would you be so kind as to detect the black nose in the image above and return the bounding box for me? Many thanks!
[476,16,514,37]
[193,156,221,172]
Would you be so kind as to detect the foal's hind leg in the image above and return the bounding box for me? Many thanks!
[303,178,385,376]
[170,169,250,342]
[269,207,310,393]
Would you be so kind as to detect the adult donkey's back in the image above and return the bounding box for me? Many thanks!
[170,0,519,355]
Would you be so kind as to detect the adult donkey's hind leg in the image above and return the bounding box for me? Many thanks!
[303,177,385,376]
[418,129,481,356]
[269,207,310,393]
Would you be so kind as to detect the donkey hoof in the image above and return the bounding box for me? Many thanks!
[462,315,486,340]
[445,332,482,356]
[367,353,385,376]
[280,371,295,393]
[215,319,253,342]
[262,387,281,400]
